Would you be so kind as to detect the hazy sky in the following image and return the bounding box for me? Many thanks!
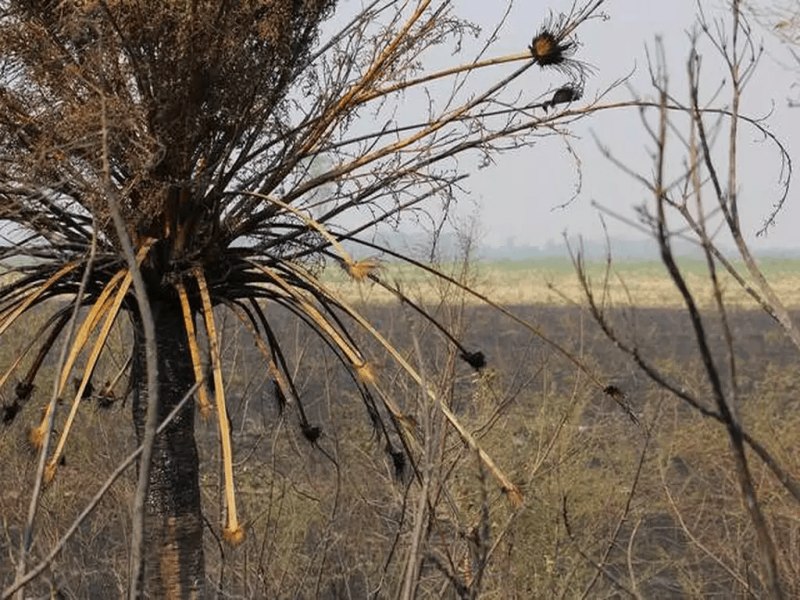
[399,1,800,251]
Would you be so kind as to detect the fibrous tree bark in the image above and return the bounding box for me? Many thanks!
[131,299,203,598]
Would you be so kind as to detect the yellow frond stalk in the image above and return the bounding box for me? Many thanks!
[357,52,530,104]
[43,462,57,484]
[47,270,133,481]
[345,258,379,282]
[226,303,296,407]
[284,262,524,507]
[0,352,27,391]
[332,0,431,112]
[396,413,418,431]
[58,269,126,394]
[176,281,212,419]
[246,262,365,367]
[237,191,355,267]
[195,267,241,544]
[54,241,151,396]
[0,262,80,337]
[505,486,524,509]
[288,2,430,157]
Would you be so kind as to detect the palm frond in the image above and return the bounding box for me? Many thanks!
[0,262,81,336]
[44,265,134,479]
[195,267,243,545]
[176,280,212,419]
[278,261,523,505]
[58,271,127,394]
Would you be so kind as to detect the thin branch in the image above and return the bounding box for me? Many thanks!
[12,233,97,600]
[2,381,202,600]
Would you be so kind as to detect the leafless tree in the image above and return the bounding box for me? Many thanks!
[577,1,799,597]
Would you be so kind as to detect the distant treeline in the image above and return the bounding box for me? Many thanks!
[345,231,800,262]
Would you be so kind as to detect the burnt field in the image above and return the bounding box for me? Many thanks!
[1,302,798,598]
[235,303,799,428]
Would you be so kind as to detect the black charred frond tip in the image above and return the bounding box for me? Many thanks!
[529,30,574,66]
[96,391,116,409]
[15,381,34,402]
[301,422,322,444]
[2,401,21,425]
[528,18,590,79]
[603,385,639,425]
[389,448,406,480]
[460,350,486,371]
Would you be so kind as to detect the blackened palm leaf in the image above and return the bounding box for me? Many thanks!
[247,262,370,374]
[0,308,70,400]
[234,276,413,464]
[234,190,382,284]
[245,298,307,409]
[237,191,356,267]
[367,274,484,369]
[230,298,307,421]
[225,300,302,420]
[245,295,357,428]
[345,235,609,390]
[281,262,523,505]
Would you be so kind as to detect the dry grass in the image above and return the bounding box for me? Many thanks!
[2,296,798,597]
[3,253,799,597]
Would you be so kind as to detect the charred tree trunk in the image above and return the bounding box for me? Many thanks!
[132,299,204,598]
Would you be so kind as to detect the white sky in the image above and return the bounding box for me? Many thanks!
[451,0,800,250]
[323,0,794,254]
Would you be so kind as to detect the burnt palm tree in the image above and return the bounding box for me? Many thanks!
[0,2,604,597]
